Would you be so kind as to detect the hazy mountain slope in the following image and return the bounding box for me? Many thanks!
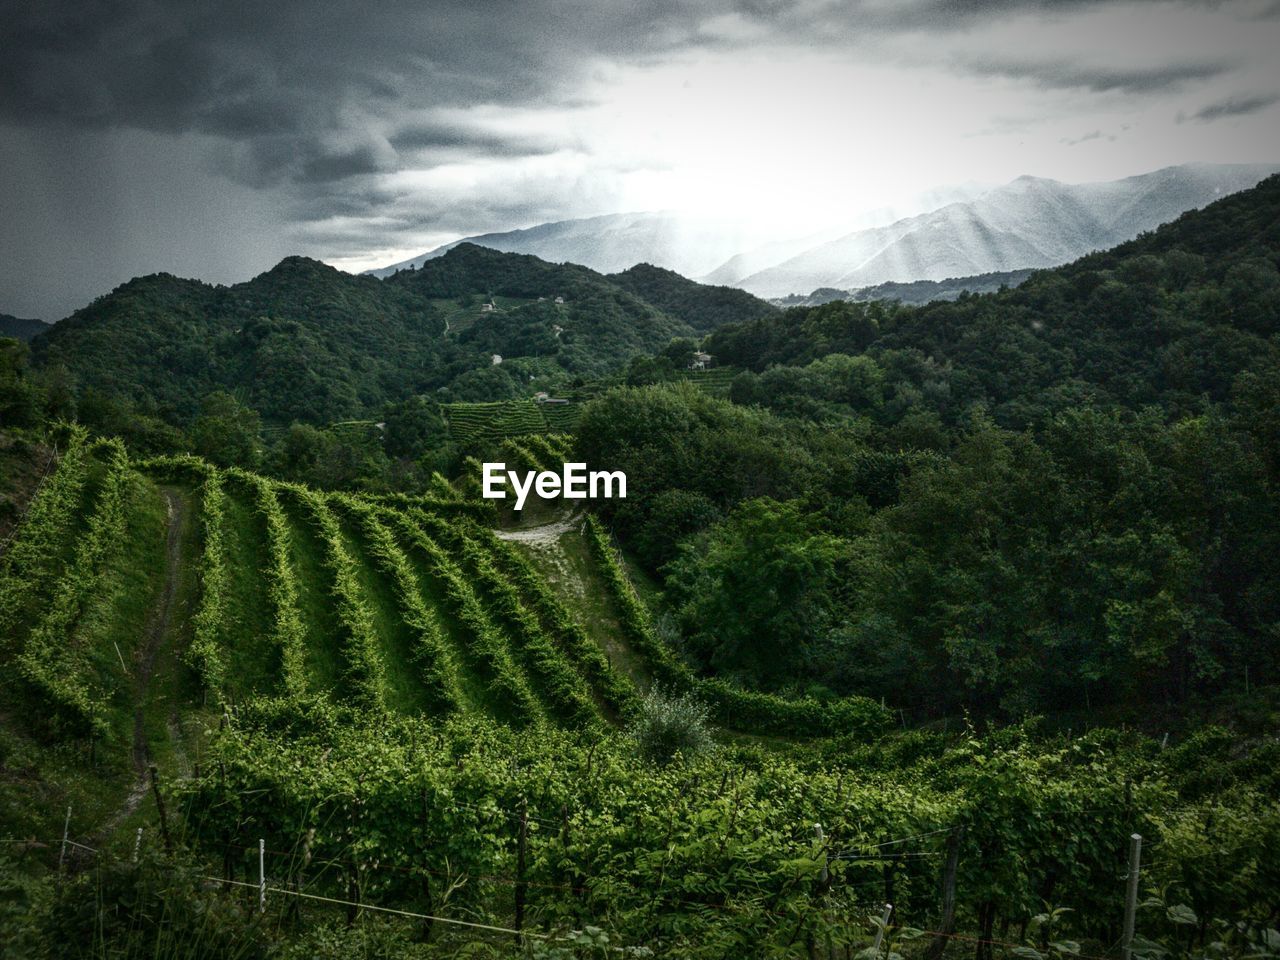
[773,269,1038,307]
[0,313,50,341]
[739,163,1279,297]
[369,212,763,280]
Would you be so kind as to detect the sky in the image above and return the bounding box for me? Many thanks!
[2,0,1279,320]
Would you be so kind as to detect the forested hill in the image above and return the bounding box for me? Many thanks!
[707,172,1280,426]
[0,313,49,341]
[606,262,779,332]
[28,244,757,427]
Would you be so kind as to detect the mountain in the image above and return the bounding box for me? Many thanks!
[30,245,767,426]
[606,263,778,332]
[773,269,1038,308]
[0,313,49,341]
[368,212,768,281]
[708,172,1280,415]
[370,186,994,285]
[735,163,1280,297]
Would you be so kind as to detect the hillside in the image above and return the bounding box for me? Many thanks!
[0,313,49,341]
[0,426,1273,957]
[737,162,1279,297]
[607,262,779,332]
[28,245,762,427]
[367,211,768,280]
[709,172,1280,420]
[773,269,1038,307]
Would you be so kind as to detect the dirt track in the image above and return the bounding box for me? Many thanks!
[103,489,185,834]
[493,506,583,545]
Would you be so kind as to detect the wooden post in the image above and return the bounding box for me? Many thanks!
[515,798,529,933]
[813,823,833,959]
[133,827,143,863]
[871,903,894,958]
[925,827,964,960]
[148,765,172,854]
[259,838,266,914]
[1122,834,1142,960]
[58,805,71,872]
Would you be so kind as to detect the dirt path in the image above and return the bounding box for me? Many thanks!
[493,506,584,545]
[102,489,186,834]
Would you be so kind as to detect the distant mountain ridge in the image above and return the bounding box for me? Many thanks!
[370,164,1278,300]
[773,269,1038,308]
[0,313,49,341]
[368,212,764,281]
[735,163,1279,297]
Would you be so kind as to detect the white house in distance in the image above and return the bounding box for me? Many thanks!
[690,351,713,370]
[491,354,503,365]
[480,301,496,313]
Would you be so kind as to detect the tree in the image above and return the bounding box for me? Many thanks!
[191,391,262,468]
[664,498,844,685]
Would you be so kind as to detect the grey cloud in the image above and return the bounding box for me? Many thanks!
[958,56,1227,93]
[0,0,722,184]
[1062,129,1105,145]
[1183,93,1280,123]
[388,122,571,159]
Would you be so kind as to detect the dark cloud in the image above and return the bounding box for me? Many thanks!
[0,0,716,183]
[959,56,1227,93]
[1182,92,1280,123]
[388,122,570,159]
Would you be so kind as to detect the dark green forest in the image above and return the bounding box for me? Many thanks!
[582,175,1280,717]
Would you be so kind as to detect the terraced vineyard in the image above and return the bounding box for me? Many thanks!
[0,431,884,747]
[679,366,738,396]
[443,399,582,443]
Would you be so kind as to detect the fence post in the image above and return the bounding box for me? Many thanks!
[814,823,829,887]
[259,838,266,914]
[58,805,72,872]
[871,903,894,958]
[515,798,529,934]
[149,765,172,854]
[812,823,833,959]
[1122,834,1142,960]
[133,827,143,863]
[925,827,964,960]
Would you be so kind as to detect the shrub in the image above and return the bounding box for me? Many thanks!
[629,686,714,765]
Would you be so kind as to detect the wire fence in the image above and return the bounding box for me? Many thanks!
[9,816,1146,960]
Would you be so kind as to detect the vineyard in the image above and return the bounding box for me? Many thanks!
[0,429,886,743]
[444,400,583,444]
[679,366,738,396]
[0,429,1276,958]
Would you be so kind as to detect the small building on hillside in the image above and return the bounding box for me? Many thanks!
[533,391,550,402]
[491,353,503,365]
[690,351,713,370]
[480,301,495,313]
[554,296,565,305]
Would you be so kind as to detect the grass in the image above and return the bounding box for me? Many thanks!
[279,499,346,698]
[216,487,276,698]
[337,515,433,716]
[512,526,652,691]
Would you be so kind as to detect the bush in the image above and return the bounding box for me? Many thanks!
[629,686,714,765]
